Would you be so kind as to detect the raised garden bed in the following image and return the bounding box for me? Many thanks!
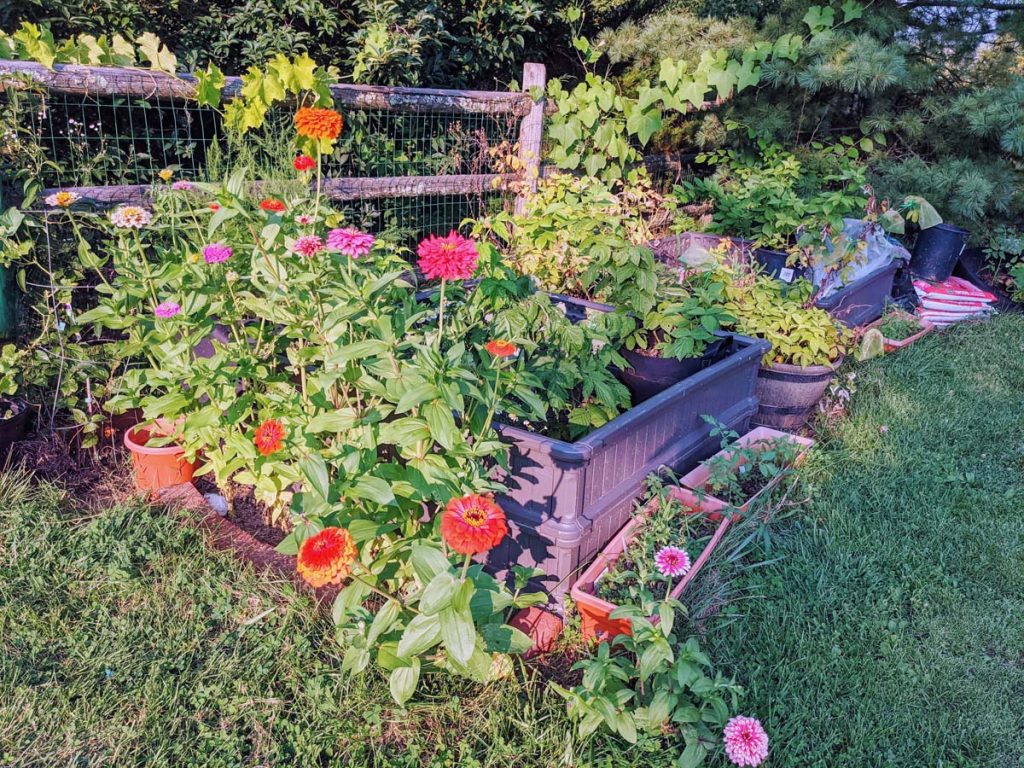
[486,330,769,600]
[679,426,814,506]
[813,260,900,327]
[570,486,729,642]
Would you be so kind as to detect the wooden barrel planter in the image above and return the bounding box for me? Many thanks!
[751,358,842,432]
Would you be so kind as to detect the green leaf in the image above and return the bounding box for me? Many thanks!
[300,455,330,501]
[306,409,357,433]
[677,741,707,768]
[439,606,476,664]
[195,62,226,108]
[842,0,864,22]
[419,572,459,615]
[422,400,458,450]
[367,600,402,645]
[388,658,420,706]
[349,475,396,507]
[135,32,177,73]
[480,623,533,654]
[409,544,452,584]
[397,612,442,657]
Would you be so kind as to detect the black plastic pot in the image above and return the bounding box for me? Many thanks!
[954,247,1023,314]
[0,399,29,458]
[618,337,726,403]
[910,224,969,281]
[754,248,809,284]
[813,261,900,327]
[751,358,841,432]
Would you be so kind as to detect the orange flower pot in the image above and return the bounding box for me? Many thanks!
[570,487,730,644]
[864,312,936,353]
[679,427,814,510]
[124,424,198,492]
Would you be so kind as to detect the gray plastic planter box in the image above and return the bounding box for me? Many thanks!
[813,261,900,327]
[486,331,769,600]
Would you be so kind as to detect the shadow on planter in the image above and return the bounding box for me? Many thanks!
[752,358,842,432]
[0,398,30,460]
[485,297,769,601]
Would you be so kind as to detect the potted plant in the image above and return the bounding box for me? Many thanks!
[0,343,30,459]
[123,420,198,492]
[571,477,731,643]
[864,307,935,352]
[617,270,734,402]
[722,267,850,431]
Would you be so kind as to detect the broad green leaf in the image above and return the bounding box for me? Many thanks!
[389,658,420,706]
[300,455,330,501]
[409,544,452,584]
[419,572,459,615]
[349,475,396,507]
[136,32,177,73]
[439,606,476,664]
[396,612,442,657]
[367,600,402,645]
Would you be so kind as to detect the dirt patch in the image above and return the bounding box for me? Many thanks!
[193,476,286,547]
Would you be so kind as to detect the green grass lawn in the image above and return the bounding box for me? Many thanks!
[1,316,1022,767]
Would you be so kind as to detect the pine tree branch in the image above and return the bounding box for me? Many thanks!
[899,0,1024,9]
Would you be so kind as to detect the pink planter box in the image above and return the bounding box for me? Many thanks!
[679,427,814,509]
[864,312,936,353]
[570,487,730,643]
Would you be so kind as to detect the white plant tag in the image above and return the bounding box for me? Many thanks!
[779,267,795,283]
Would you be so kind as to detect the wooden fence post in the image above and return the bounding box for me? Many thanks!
[515,62,546,214]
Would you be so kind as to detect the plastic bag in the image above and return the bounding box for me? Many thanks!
[812,219,911,299]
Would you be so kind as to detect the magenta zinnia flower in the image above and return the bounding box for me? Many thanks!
[203,242,232,264]
[327,227,375,259]
[171,180,193,191]
[154,301,181,318]
[655,546,691,578]
[724,716,769,767]
[416,231,478,281]
[292,235,324,258]
[295,214,315,226]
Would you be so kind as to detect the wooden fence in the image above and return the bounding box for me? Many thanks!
[0,59,547,211]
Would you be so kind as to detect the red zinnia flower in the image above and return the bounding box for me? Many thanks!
[416,231,479,282]
[485,339,518,358]
[296,527,358,588]
[294,154,316,172]
[294,107,343,141]
[440,494,508,555]
[254,418,285,456]
[209,202,220,211]
[259,198,286,213]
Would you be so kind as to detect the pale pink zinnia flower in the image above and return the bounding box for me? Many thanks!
[154,301,181,318]
[292,235,324,258]
[655,546,691,578]
[203,242,232,264]
[45,190,80,207]
[171,180,193,191]
[327,227,375,259]
[109,205,152,228]
[724,716,769,767]
[295,214,316,226]
[416,231,478,281]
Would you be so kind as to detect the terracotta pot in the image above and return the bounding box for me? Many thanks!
[680,426,814,510]
[864,312,935,353]
[752,358,842,431]
[570,487,730,643]
[124,424,197,492]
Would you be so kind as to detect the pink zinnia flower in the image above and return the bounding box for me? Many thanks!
[416,231,478,281]
[655,546,691,578]
[295,214,315,226]
[724,716,769,767]
[171,180,193,191]
[292,235,324,258]
[327,227,375,259]
[154,301,181,318]
[203,242,232,264]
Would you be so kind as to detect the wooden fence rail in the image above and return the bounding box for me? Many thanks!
[1,59,548,210]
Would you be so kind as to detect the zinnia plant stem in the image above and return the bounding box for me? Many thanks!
[437,279,446,347]
[460,553,473,582]
[313,151,323,221]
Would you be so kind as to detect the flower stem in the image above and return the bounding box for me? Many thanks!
[460,552,473,583]
[437,279,446,348]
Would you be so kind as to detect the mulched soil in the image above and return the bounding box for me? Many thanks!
[193,475,286,547]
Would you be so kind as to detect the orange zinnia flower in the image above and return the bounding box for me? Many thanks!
[440,494,508,555]
[296,527,358,587]
[254,418,285,456]
[485,339,518,358]
[294,107,343,141]
[259,198,286,213]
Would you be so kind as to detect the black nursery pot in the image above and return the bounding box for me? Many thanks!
[910,224,969,281]
[753,248,808,284]
[0,399,29,459]
[618,337,726,403]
